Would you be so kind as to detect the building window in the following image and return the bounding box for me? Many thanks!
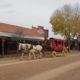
[8,41,17,50]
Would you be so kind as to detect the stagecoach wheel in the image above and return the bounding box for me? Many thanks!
[62,47,68,56]
[52,51,57,58]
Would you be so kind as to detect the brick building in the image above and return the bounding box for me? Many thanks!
[0,22,48,55]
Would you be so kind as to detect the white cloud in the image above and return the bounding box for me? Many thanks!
[0,3,13,8]
[0,0,80,39]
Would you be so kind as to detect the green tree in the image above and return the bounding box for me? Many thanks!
[50,3,80,51]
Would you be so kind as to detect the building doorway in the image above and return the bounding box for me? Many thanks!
[0,39,2,55]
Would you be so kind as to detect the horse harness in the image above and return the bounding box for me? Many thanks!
[28,44,33,50]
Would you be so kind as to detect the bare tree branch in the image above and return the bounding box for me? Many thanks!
[12,28,24,43]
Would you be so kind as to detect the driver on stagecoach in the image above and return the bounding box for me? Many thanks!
[44,36,47,43]
[22,40,26,43]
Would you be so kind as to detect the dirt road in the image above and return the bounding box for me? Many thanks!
[0,52,80,80]
[26,61,80,80]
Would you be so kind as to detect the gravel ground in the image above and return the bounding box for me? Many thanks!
[0,51,80,80]
[53,66,80,80]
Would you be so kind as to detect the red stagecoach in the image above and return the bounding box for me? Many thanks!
[42,38,68,58]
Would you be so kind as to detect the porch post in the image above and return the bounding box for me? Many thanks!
[2,38,5,57]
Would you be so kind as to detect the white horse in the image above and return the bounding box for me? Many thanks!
[19,43,43,60]
[18,43,28,60]
[27,43,43,60]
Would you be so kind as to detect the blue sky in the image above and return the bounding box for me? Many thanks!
[0,0,80,39]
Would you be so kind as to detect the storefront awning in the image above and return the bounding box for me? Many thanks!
[0,32,44,40]
[0,32,11,37]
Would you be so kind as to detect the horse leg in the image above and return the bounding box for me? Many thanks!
[28,52,31,60]
[32,52,36,59]
[39,52,43,59]
[20,52,24,60]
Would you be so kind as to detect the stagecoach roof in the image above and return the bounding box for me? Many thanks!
[0,32,44,40]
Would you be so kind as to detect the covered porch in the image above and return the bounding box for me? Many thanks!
[0,32,44,57]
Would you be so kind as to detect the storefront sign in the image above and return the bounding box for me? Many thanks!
[38,30,45,34]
